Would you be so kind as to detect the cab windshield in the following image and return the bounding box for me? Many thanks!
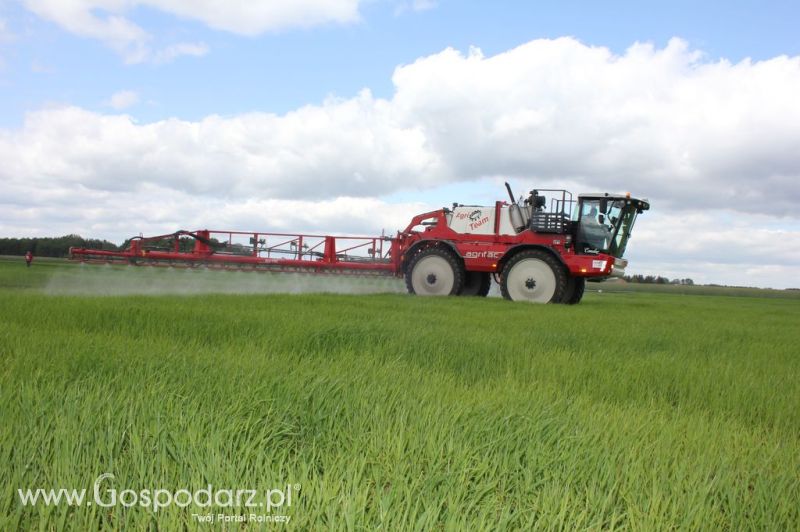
[574,198,639,258]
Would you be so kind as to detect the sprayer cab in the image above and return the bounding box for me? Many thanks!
[573,193,649,259]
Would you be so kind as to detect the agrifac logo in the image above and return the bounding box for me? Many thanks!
[17,473,298,523]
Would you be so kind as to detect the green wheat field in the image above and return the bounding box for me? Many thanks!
[1,257,799,529]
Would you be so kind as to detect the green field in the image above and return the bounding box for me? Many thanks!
[1,258,799,529]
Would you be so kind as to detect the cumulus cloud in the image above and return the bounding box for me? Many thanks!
[4,37,800,212]
[0,94,441,199]
[106,90,140,110]
[2,37,800,286]
[22,0,362,62]
[389,38,800,214]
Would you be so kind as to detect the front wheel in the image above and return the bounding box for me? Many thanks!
[405,247,464,296]
[500,250,567,303]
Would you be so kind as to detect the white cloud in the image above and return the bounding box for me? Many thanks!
[0,94,441,199]
[628,212,800,288]
[413,0,437,11]
[0,182,430,249]
[4,37,800,211]
[0,17,11,68]
[23,0,151,63]
[0,17,12,41]
[389,38,800,215]
[152,42,208,64]
[395,0,437,16]
[22,0,363,62]
[2,37,800,287]
[139,0,362,35]
[30,60,56,73]
[107,90,140,109]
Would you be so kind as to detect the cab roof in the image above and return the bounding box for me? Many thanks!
[578,193,650,210]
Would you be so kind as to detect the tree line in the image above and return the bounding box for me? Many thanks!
[0,235,120,257]
[623,274,694,285]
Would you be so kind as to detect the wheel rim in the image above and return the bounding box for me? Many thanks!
[411,255,456,295]
[505,258,556,302]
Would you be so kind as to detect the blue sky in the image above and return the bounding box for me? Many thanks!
[2,1,798,125]
[1,1,799,288]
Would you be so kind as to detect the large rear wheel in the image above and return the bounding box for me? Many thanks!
[405,247,464,296]
[459,271,491,297]
[500,250,567,303]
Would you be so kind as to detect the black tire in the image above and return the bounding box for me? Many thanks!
[405,247,464,296]
[500,249,567,303]
[560,276,586,305]
[459,271,491,297]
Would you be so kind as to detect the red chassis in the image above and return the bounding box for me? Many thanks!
[397,205,618,279]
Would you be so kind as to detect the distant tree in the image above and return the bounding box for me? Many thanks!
[0,235,119,257]
[623,274,696,286]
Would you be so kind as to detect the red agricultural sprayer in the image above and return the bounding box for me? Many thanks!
[70,183,649,304]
